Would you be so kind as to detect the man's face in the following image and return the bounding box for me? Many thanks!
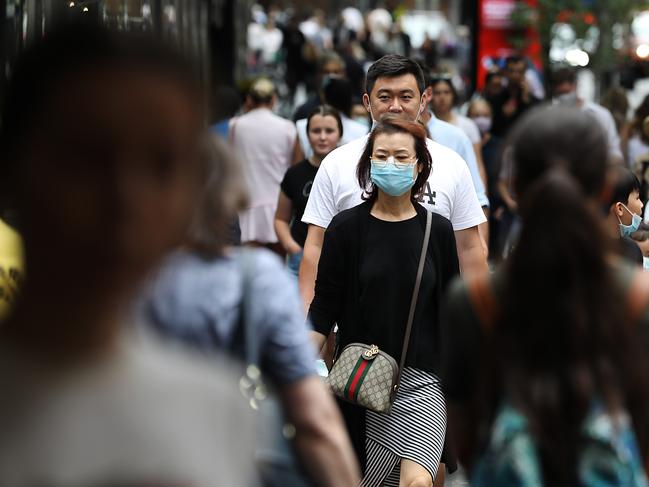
[505,61,526,87]
[363,73,425,122]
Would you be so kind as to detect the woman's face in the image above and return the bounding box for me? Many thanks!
[308,114,341,158]
[371,131,420,180]
[20,67,204,288]
[431,81,454,115]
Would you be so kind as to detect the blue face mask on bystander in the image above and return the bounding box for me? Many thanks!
[618,203,642,238]
[370,156,417,197]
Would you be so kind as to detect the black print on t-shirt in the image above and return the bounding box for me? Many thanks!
[417,182,436,206]
[302,180,313,198]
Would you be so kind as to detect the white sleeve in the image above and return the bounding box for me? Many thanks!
[302,159,337,228]
[605,112,623,161]
[449,156,487,231]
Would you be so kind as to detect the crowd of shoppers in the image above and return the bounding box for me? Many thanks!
[4,7,649,487]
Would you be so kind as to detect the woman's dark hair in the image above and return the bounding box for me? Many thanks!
[607,165,641,207]
[365,54,425,97]
[306,105,343,139]
[431,76,458,106]
[357,114,431,202]
[322,77,353,117]
[474,106,649,483]
[0,22,200,209]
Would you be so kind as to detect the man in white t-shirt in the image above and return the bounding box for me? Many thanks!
[551,67,623,164]
[299,54,488,309]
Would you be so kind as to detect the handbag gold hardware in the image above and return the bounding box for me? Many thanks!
[363,345,380,360]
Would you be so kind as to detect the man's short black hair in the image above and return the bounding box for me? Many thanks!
[415,60,433,89]
[551,67,577,87]
[608,165,641,207]
[365,54,425,97]
[485,70,502,85]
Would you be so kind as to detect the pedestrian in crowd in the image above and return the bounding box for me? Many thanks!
[138,135,359,486]
[486,55,539,138]
[468,98,504,257]
[231,78,297,255]
[276,106,343,276]
[601,86,630,136]
[299,54,487,311]
[430,75,488,196]
[0,24,256,485]
[625,94,649,170]
[309,115,459,487]
[551,67,623,164]
[293,50,346,121]
[606,165,644,266]
[443,106,649,485]
[295,77,367,160]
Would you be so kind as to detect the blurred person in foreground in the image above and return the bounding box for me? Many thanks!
[138,136,360,486]
[298,54,488,316]
[551,67,623,164]
[277,106,343,276]
[231,78,297,255]
[443,106,649,485]
[0,24,255,486]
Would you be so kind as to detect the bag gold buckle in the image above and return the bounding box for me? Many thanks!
[363,344,379,360]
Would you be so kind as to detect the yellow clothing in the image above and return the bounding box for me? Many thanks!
[0,219,23,320]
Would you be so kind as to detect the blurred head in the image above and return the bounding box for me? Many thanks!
[504,55,526,87]
[551,67,578,97]
[317,51,346,79]
[322,77,353,117]
[188,137,248,256]
[484,70,503,97]
[468,98,493,135]
[1,24,204,294]
[430,76,457,115]
[357,114,431,202]
[306,105,343,159]
[363,55,427,123]
[248,78,276,108]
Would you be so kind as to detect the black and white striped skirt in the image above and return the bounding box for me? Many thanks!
[361,367,446,487]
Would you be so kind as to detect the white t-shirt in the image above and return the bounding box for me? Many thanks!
[454,114,481,145]
[302,135,486,231]
[628,135,649,169]
[231,108,297,243]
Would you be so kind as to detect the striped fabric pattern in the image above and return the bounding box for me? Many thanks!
[362,367,447,486]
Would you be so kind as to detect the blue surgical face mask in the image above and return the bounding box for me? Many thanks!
[370,156,417,197]
[618,203,642,237]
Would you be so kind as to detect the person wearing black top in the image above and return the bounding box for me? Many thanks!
[275,106,343,276]
[309,115,459,487]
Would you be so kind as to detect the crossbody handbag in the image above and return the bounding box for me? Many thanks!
[325,210,432,415]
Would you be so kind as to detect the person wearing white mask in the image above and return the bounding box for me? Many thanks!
[606,166,644,266]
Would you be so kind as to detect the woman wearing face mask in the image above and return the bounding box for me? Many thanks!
[309,115,460,487]
[275,106,343,276]
[606,166,645,266]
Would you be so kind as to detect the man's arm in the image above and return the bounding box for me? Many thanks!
[279,376,361,486]
[299,224,326,313]
[454,226,489,277]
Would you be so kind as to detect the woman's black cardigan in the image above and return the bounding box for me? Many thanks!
[308,200,460,469]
